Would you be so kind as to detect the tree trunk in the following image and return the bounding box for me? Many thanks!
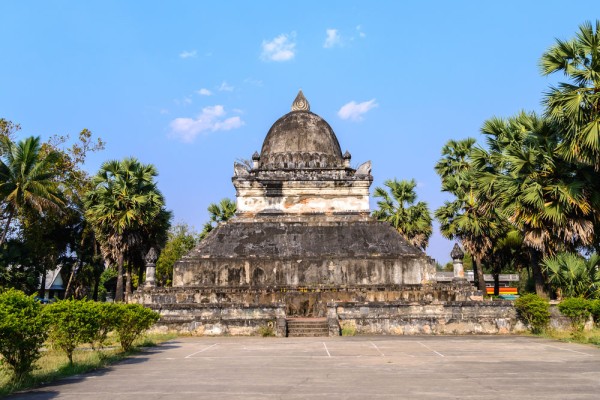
[0,208,15,246]
[137,258,144,289]
[474,256,487,293]
[493,270,500,296]
[115,252,124,302]
[472,259,480,289]
[530,249,547,297]
[125,257,132,302]
[39,265,47,300]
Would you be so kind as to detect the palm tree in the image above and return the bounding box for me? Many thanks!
[543,252,600,299]
[199,198,236,240]
[0,136,64,245]
[540,20,600,169]
[434,138,496,292]
[84,158,167,302]
[373,179,432,251]
[472,112,596,296]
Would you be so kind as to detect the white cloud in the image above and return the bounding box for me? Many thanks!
[169,105,245,142]
[323,29,341,48]
[179,50,197,59]
[218,81,234,92]
[356,25,366,38]
[197,88,212,96]
[261,33,296,61]
[337,99,378,121]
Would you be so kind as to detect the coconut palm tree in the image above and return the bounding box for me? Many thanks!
[540,20,600,169]
[0,136,64,245]
[373,179,432,251]
[84,158,167,302]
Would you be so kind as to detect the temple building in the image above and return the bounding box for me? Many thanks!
[136,92,503,337]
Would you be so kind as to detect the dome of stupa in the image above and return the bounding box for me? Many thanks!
[259,91,344,170]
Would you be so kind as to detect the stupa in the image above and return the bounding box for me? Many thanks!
[135,92,487,336]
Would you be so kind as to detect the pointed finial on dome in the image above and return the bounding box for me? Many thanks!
[291,90,310,112]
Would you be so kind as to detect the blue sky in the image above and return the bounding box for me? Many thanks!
[1,1,598,263]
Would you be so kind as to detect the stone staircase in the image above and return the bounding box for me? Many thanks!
[286,318,329,337]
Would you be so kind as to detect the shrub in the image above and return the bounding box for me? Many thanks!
[558,297,591,332]
[514,293,550,334]
[114,304,160,351]
[0,289,48,382]
[257,324,275,337]
[90,302,121,349]
[44,299,101,364]
[340,321,357,336]
[590,299,600,326]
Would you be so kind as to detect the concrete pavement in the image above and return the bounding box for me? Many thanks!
[8,335,600,399]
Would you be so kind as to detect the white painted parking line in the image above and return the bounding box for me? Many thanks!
[370,341,385,357]
[537,342,594,357]
[417,341,445,357]
[185,343,218,358]
[323,342,331,357]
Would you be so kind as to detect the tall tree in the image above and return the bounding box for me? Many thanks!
[84,158,169,302]
[0,136,64,246]
[373,179,432,251]
[541,20,600,169]
[472,112,596,296]
[199,198,236,240]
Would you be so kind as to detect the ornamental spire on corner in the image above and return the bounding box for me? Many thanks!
[291,90,310,111]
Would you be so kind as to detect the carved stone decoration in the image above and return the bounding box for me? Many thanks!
[451,243,466,281]
[233,162,250,176]
[291,90,310,112]
[451,243,464,260]
[343,150,351,168]
[252,151,260,169]
[355,160,372,176]
[144,247,158,288]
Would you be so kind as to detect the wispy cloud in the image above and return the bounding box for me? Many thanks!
[197,88,212,96]
[323,29,341,48]
[218,81,234,92]
[337,99,378,121]
[169,105,244,142]
[261,33,296,62]
[179,50,197,59]
[356,25,366,38]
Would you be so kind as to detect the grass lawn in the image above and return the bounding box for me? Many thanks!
[0,333,177,396]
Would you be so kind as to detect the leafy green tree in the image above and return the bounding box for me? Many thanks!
[84,158,170,302]
[472,112,597,296]
[434,138,499,292]
[541,20,600,169]
[543,252,600,299]
[0,289,48,382]
[44,299,101,364]
[199,198,236,240]
[0,136,64,245]
[373,179,432,251]
[156,223,198,286]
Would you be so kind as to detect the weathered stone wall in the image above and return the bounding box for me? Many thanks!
[333,301,526,335]
[143,302,287,337]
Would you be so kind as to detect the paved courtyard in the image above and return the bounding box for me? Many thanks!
[9,335,600,399]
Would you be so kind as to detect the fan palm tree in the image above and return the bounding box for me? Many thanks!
[199,198,236,240]
[84,158,167,302]
[373,179,432,251]
[0,136,64,245]
[472,112,596,296]
[540,20,600,169]
[543,252,600,299]
[434,138,496,292]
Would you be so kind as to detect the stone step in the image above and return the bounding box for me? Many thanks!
[286,318,329,337]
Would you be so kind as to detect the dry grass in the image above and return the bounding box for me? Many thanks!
[540,327,600,346]
[0,332,177,396]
